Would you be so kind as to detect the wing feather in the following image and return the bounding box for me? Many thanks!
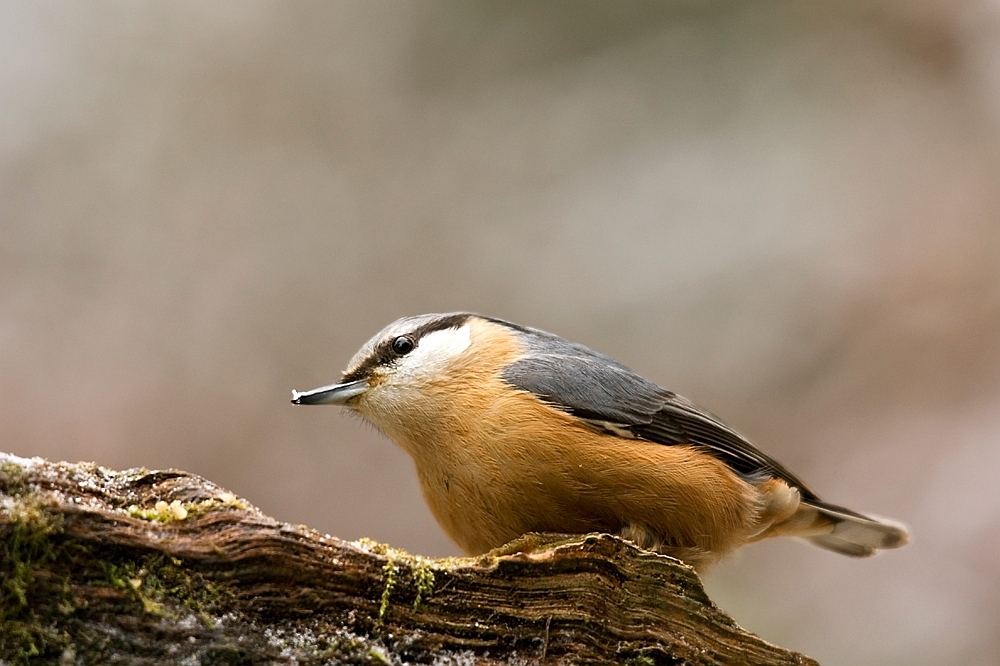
[501,353,819,501]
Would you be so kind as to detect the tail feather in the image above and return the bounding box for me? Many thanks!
[803,501,910,557]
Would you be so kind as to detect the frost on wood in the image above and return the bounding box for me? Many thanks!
[0,452,817,665]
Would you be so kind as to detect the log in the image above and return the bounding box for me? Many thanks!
[0,452,817,665]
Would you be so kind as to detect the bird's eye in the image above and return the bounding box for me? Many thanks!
[391,336,415,355]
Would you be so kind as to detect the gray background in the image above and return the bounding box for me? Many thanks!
[3,2,999,664]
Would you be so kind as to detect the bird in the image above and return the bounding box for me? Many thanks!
[291,312,909,571]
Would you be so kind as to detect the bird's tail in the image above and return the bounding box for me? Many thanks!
[752,479,910,556]
[797,500,910,557]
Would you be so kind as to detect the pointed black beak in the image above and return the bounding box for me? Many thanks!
[291,379,369,405]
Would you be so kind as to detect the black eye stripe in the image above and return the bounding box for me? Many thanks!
[406,313,471,341]
[340,313,472,382]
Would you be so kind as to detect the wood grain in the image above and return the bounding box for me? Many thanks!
[0,452,817,665]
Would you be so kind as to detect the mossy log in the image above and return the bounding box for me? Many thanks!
[0,452,817,665]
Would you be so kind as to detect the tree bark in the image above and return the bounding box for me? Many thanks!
[0,452,817,665]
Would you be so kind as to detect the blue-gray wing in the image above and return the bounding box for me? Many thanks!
[500,353,819,501]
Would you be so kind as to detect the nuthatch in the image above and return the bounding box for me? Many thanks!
[292,313,909,570]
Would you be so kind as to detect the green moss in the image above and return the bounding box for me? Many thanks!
[56,578,75,616]
[126,493,250,524]
[0,459,25,478]
[102,560,171,617]
[102,554,234,624]
[373,553,437,625]
[354,540,441,615]
[125,499,189,523]
[411,560,435,611]
[149,555,235,618]
[0,496,66,661]
[0,460,30,497]
[182,493,250,517]
[0,486,236,662]
[355,537,389,555]
[378,559,397,623]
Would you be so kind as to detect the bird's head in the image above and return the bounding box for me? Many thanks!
[291,312,480,428]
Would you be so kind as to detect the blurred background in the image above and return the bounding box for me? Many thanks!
[2,1,999,664]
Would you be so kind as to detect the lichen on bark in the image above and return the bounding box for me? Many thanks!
[0,453,817,665]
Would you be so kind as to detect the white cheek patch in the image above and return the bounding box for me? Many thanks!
[394,324,472,381]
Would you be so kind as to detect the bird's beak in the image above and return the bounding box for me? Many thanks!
[291,379,369,405]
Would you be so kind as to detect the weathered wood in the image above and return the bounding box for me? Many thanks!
[0,452,817,665]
